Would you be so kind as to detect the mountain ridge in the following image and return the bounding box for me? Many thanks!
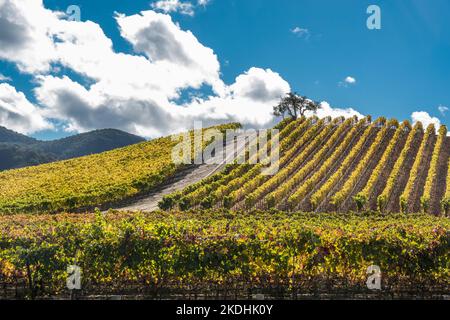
[0,126,38,144]
[0,126,146,171]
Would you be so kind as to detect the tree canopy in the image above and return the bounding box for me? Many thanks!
[273,92,320,119]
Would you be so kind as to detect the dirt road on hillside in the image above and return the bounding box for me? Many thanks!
[112,138,246,212]
[112,163,219,212]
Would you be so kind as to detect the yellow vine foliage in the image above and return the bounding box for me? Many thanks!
[309,117,378,209]
[243,118,336,207]
[442,158,450,215]
[263,117,353,209]
[214,116,312,201]
[330,119,390,207]
[377,122,423,211]
[288,117,367,207]
[420,125,447,213]
[0,123,240,214]
[354,120,407,209]
[399,124,435,213]
[231,118,328,206]
[182,117,306,206]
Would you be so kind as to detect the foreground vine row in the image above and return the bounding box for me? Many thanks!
[0,210,448,299]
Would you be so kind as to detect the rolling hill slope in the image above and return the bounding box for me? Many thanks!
[0,143,56,170]
[0,123,240,214]
[162,116,450,215]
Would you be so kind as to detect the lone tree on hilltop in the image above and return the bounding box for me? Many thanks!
[273,92,320,119]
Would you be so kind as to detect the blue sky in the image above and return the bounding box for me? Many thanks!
[0,0,449,140]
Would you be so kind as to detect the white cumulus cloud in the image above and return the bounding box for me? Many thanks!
[0,83,51,134]
[0,1,363,138]
[307,101,363,120]
[198,0,210,6]
[182,67,291,130]
[150,0,211,16]
[291,27,310,39]
[0,0,60,73]
[345,76,356,84]
[116,10,225,95]
[411,111,441,131]
[338,76,357,87]
[151,0,196,16]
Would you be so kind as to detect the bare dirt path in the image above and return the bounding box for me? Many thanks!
[112,138,246,212]
[113,163,220,212]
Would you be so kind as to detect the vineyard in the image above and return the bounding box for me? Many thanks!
[161,116,450,216]
[0,210,448,299]
[0,116,448,299]
[0,0,449,303]
[0,123,240,214]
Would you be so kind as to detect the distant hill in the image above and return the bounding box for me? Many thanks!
[0,126,37,145]
[0,143,56,170]
[0,126,146,171]
[36,129,147,160]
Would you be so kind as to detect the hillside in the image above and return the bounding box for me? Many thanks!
[0,123,240,214]
[35,128,146,159]
[0,126,37,144]
[0,118,448,299]
[162,116,450,215]
[0,143,56,170]
[0,126,145,171]
[1,116,448,215]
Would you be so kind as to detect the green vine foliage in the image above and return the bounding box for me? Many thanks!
[0,210,448,298]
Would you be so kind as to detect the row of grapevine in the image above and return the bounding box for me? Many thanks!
[158,163,243,210]
[157,116,448,215]
[353,120,410,210]
[261,117,354,209]
[275,117,296,134]
[169,118,307,209]
[223,118,328,207]
[1,210,449,298]
[309,117,379,210]
[238,117,335,207]
[213,116,314,204]
[176,164,251,209]
[277,116,324,166]
[420,125,448,213]
[399,124,436,213]
[278,116,310,151]
[377,122,424,211]
[287,117,368,209]
[442,158,450,215]
[330,118,395,208]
